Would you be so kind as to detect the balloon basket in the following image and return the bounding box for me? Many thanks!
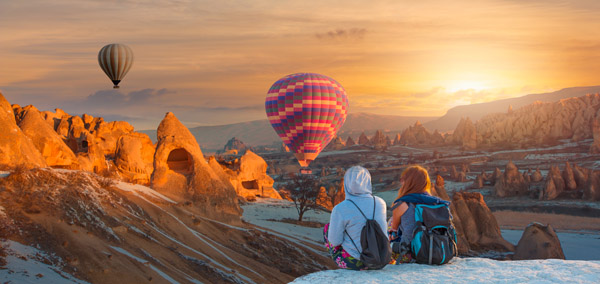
[299,167,312,175]
[113,85,120,89]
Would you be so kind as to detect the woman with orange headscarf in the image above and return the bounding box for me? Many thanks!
[387,165,449,264]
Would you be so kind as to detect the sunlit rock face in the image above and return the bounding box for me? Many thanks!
[449,192,515,255]
[212,150,281,200]
[0,93,47,169]
[114,132,155,184]
[447,117,477,149]
[474,94,600,149]
[151,112,241,217]
[16,105,79,169]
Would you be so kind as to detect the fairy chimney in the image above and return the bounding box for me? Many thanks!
[150,112,241,217]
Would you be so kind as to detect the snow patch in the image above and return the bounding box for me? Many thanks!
[115,181,176,204]
[0,240,90,284]
[109,246,180,284]
[292,258,600,283]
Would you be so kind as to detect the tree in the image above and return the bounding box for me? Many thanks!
[287,174,320,221]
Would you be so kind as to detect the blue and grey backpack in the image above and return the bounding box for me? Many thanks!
[410,203,458,264]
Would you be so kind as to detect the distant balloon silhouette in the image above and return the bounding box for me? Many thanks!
[265,73,349,168]
[97,43,134,88]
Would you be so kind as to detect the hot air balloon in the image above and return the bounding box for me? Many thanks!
[97,43,134,88]
[265,73,349,168]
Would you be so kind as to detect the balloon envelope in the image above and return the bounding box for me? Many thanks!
[98,43,134,88]
[265,73,348,167]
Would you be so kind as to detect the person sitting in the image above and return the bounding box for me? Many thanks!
[323,166,387,270]
[388,165,449,264]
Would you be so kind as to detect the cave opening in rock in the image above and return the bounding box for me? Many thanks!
[242,180,259,190]
[167,148,193,175]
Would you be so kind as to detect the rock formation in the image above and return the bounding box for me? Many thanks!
[573,164,589,188]
[229,150,280,199]
[531,168,543,182]
[0,93,47,169]
[447,117,477,149]
[433,175,450,201]
[324,136,345,151]
[114,132,155,184]
[584,171,600,201]
[370,130,387,150]
[150,112,240,216]
[562,162,577,191]
[358,132,370,145]
[222,137,248,155]
[591,116,600,153]
[431,129,445,145]
[399,121,434,145]
[16,106,79,169]
[513,223,565,260]
[476,94,600,149]
[385,135,392,147]
[345,136,355,147]
[471,174,484,189]
[392,133,401,145]
[450,192,515,254]
[540,165,566,200]
[494,161,528,197]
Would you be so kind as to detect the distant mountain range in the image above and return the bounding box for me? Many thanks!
[423,86,600,131]
[142,86,600,151]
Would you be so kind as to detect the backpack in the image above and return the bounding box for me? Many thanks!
[409,203,458,265]
[344,197,392,270]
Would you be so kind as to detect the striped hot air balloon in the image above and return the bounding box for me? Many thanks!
[265,73,349,168]
[97,43,134,88]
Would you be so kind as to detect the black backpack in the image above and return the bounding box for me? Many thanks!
[344,197,392,270]
[407,203,458,265]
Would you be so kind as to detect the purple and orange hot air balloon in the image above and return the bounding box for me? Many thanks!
[265,73,349,168]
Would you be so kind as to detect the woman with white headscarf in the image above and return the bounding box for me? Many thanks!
[323,166,387,270]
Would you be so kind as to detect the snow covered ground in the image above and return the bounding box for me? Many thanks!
[291,257,600,284]
[0,240,90,284]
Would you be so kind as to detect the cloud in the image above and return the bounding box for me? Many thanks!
[315,28,367,40]
[82,88,173,108]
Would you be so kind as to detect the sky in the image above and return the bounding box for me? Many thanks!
[1,0,599,130]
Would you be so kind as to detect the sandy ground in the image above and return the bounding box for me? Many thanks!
[493,210,600,233]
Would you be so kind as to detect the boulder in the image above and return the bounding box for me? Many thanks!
[114,132,155,184]
[150,112,241,217]
[0,92,46,169]
[17,106,79,169]
[494,161,528,197]
[513,223,565,260]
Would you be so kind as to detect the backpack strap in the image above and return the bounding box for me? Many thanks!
[346,197,377,220]
[344,197,377,252]
[344,230,360,252]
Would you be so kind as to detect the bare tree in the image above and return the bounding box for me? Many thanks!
[287,174,320,221]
